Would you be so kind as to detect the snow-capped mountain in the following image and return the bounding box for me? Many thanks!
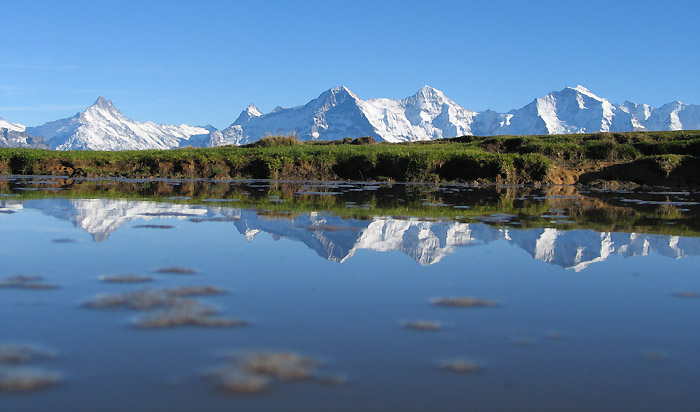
[0,117,48,148]
[212,87,379,145]
[25,97,212,151]
[0,117,25,132]
[3,86,699,150]
[491,85,619,135]
[213,85,476,144]
[361,85,476,142]
[214,85,700,145]
[484,85,700,135]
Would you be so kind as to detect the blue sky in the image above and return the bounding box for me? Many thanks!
[1,0,698,129]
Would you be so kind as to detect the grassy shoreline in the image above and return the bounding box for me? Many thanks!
[1,130,699,186]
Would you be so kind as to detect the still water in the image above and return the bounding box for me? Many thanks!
[1,177,699,411]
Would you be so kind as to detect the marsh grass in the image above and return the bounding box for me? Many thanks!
[4,130,696,184]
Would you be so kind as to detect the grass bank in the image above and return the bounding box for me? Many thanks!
[1,130,699,186]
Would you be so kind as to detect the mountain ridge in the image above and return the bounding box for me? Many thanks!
[2,86,699,150]
[25,97,211,151]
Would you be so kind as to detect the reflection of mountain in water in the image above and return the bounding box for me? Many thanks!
[506,229,700,271]
[13,198,700,269]
[20,199,209,242]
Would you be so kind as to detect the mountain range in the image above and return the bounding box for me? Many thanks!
[1,85,699,151]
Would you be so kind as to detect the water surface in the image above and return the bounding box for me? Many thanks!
[1,177,699,411]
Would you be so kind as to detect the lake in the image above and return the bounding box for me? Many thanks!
[1,176,699,411]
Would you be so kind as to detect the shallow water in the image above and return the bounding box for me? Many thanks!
[1,177,699,411]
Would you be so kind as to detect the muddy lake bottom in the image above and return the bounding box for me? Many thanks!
[1,177,699,411]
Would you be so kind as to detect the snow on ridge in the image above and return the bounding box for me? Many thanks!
[4,85,700,150]
[26,97,211,151]
[0,117,26,132]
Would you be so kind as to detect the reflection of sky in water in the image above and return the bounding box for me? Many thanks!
[1,200,699,411]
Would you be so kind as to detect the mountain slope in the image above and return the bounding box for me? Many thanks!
[214,85,477,145]
[214,87,379,145]
[490,86,621,135]
[6,86,700,150]
[472,86,700,136]
[26,97,211,151]
[361,86,477,142]
[0,117,48,149]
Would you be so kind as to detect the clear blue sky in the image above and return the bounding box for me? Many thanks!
[1,0,698,129]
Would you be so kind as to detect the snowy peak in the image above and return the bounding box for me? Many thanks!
[92,96,118,112]
[5,85,700,150]
[234,104,263,125]
[567,85,602,101]
[26,97,211,151]
[218,85,377,144]
[310,86,362,109]
[499,85,617,135]
[412,85,447,101]
[358,85,476,142]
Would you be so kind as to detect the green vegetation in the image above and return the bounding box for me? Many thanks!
[0,131,699,186]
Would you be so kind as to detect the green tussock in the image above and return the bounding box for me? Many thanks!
[0,130,699,186]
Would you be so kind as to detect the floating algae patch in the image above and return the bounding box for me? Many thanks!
[672,291,700,299]
[133,299,246,329]
[99,275,155,284]
[546,331,565,340]
[238,352,318,380]
[513,338,535,348]
[154,267,197,275]
[83,287,225,310]
[430,296,499,308]
[83,287,245,329]
[207,351,345,395]
[641,351,668,362]
[165,286,225,297]
[84,290,168,310]
[0,342,61,393]
[401,320,442,331]
[0,367,61,393]
[438,359,483,374]
[209,368,271,394]
[50,238,79,243]
[132,225,175,229]
[0,275,58,290]
[0,343,55,364]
